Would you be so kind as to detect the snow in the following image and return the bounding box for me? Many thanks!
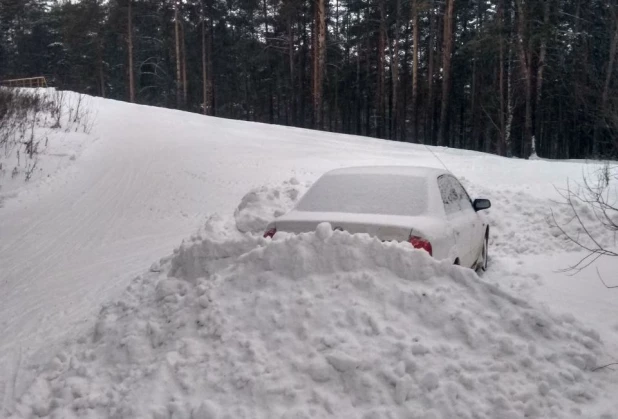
[1,90,617,417]
[7,220,616,418]
[295,173,429,216]
[234,179,310,234]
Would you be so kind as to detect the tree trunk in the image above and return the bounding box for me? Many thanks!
[376,0,386,138]
[356,12,362,135]
[127,0,135,103]
[497,0,505,155]
[208,3,215,116]
[470,1,482,151]
[467,0,475,150]
[535,0,550,157]
[471,56,477,150]
[174,1,182,109]
[427,1,435,144]
[411,0,419,143]
[262,0,274,124]
[334,0,340,132]
[98,37,105,98]
[505,1,514,157]
[181,20,188,108]
[515,0,534,157]
[343,11,352,132]
[594,9,618,155]
[299,18,307,127]
[287,9,295,125]
[202,7,208,115]
[391,0,401,141]
[312,0,326,129]
[365,24,371,136]
[437,0,455,146]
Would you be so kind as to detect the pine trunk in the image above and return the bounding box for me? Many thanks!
[174,2,182,109]
[498,0,505,155]
[356,12,362,135]
[437,0,455,146]
[208,6,215,116]
[427,2,435,144]
[594,12,618,155]
[377,0,386,139]
[391,0,401,141]
[263,0,274,124]
[181,21,187,107]
[127,0,135,103]
[288,11,295,125]
[470,3,482,151]
[535,0,550,157]
[312,0,326,129]
[98,38,105,98]
[299,18,307,127]
[334,0,341,132]
[411,0,419,143]
[505,11,514,158]
[515,0,534,157]
[202,11,208,115]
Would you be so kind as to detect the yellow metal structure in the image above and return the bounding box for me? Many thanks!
[0,77,49,88]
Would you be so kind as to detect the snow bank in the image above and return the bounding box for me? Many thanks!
[234,178,310,234]
[167,178,310,281]
[461,180,617,257]
[167,214,261,281]
[10,218,614,418]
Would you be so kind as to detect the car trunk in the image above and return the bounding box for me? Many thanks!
[273,211,426,243]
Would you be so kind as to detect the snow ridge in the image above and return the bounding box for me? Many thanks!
[10,217,613,419]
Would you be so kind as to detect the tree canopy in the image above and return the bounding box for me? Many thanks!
[1,0,616,158]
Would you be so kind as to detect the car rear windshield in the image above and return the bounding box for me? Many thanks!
[296,173,428,216]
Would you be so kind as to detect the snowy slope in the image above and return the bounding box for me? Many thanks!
[1,91,617,416]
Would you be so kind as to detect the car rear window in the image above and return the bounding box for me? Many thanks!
[295,173,428,216]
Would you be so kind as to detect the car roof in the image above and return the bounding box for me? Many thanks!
[323,165,452,179]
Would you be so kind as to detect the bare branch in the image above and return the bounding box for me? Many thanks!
[550,163,618,276]
[596,267,618,289]
[592,362,618,372]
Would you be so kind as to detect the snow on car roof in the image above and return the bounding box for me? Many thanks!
[324,165,451,178]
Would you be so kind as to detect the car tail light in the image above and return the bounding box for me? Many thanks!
[409,235,432,256]
[264,228,277,239]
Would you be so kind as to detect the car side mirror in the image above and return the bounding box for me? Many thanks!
[473,198,491,211]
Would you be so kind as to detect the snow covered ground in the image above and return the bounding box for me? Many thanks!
[1,90,617,417]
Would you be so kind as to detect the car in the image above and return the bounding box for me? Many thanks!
[263,166,491,270]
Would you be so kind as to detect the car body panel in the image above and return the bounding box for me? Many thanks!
[271,210,455,260]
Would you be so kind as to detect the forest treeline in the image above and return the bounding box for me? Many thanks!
[1,0,617,158]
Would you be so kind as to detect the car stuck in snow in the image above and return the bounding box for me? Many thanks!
[264,166,491,270]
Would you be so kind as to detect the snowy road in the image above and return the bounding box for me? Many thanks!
[1,93,617,415]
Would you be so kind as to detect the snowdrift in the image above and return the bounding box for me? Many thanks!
[10,205,614,418]
[461,178,618,257]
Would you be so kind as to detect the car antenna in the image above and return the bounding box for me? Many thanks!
[422,142,451,172]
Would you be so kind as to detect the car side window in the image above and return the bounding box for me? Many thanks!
[437,175,473,215]
[450,177,474,211]
[438,175,459,215]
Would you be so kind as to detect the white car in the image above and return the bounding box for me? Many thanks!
[264,166,491,270]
